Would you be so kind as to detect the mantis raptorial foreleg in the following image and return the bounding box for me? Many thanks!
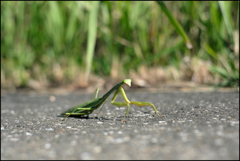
[110,87,130,117]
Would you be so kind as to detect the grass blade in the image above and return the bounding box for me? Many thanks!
[156,1,192,49]
[85,1,100,83]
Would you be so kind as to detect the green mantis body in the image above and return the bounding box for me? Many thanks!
[60,79,162,119]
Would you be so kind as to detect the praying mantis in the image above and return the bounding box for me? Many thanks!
[60,79,163,120]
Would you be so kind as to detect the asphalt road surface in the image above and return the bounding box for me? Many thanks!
[1,91,239,159]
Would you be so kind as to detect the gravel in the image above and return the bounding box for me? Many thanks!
[1,91,239,159]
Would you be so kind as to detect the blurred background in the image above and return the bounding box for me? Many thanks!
[1,1,239,92]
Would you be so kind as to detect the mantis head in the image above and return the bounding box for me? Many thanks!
[123,79,131,86]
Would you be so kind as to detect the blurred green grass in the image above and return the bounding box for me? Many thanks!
[1,1,239,89]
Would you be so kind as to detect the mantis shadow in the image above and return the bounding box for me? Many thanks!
[57,114,113,120]
[57,114,90,119]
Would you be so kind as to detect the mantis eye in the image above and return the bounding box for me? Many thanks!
[123,79,131,86]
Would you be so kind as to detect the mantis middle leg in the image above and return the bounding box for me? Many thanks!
[111,87,163,117]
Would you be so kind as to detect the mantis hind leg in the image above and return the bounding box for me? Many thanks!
[61,107,93,121]
[93,87,106,116]
[94,87,100,99]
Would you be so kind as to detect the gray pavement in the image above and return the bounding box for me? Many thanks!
[1,91,239,159]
